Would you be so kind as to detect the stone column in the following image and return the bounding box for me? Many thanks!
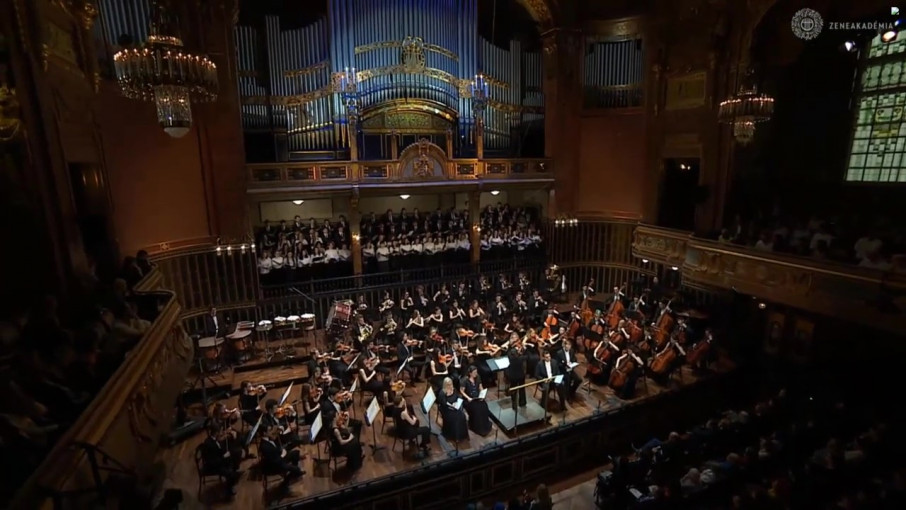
[468,190,481,264]
[542,28,583,215]
[349,193,362,275]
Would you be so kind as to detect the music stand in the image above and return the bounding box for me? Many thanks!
[190,356,219,407]
[245,415,264,449]
[364,397,385,455]
[278,383,294,406]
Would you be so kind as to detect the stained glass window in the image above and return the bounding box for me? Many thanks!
[846,33,906,182]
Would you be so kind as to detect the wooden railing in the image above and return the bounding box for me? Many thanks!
[632,225,906,334]
[247,157,553,188]
[10,269,194,510]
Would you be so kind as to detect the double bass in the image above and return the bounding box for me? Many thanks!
[605,284,627,328]
[540,311,559,340]
[686,332,713,364]
[652,299,675,349]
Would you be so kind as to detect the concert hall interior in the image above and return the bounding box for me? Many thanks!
[3,0,906,509]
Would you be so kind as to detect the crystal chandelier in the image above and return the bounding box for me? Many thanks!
[112,0,218,138]
[718,74,774,146]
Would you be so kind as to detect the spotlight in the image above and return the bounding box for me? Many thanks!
[399,194,410,200]
[292,199,304,205]
[490,190,500,196]
[758,302,766,310]
[842,40,857,53]
[642,259,649,264]
[671,266,679,271]
[881,27,898,43]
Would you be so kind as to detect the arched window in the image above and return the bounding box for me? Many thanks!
[847,33,906,182]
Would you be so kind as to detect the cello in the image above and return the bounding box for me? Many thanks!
[652,299,675,349]
[649,343,677,375]
[686,330,713,365]
[540,311,559,341]
[608,352,636,390]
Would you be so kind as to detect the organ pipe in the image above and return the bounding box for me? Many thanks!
[583,39,644,109]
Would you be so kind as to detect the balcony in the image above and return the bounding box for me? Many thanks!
[633,225,906,334]
[247,157,554,193]
[11,270,193,509]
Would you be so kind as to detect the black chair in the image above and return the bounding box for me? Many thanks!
[194,444,224,499]
[390,413,417,453]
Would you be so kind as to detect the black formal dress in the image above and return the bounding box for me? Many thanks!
[331,425,363,470]
[238,393,262,426]
[461,377,492,435]
[259,437,302,478]
[506,349,528,407]
[439,390,469,441]
[396,405,431,448]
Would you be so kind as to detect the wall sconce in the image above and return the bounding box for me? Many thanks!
[671,266,679,271]
[473,224,481,232]
[641,259,649,264]
[490,190,500,196]
[399,194,410,200]
[215,246,222,256]
[758,302,767,310]
[553,215,578,227]
[240,244,248,253]
[292,199,304,205]
[352,233,360,242]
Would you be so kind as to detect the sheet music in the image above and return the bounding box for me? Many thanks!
[245,415,264,447]
[346,353,361,370]
[452,398,463,410]
[478,388,488,400]
[349,377,358,393]
[496,357,511,369]
[365,395,380,426]
[309,412,323,443]
[421,386,436,414]
[278,382,294,406]
[567,361,580,370]
[554,374,564,385]
[396,357,412,376]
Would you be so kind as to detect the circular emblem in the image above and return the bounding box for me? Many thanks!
[791,8,823,40]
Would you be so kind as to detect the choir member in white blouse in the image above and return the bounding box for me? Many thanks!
[325,242,340,262]
[300,249,313,267]
[258,251,273,275]
[338,243,350,262]
[271,249,285,270]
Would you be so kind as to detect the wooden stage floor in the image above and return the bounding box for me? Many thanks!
[162,337,733,510]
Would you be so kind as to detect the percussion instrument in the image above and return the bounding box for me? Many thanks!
[287,315,301,326]
[301,313,316,331]
[227,329,252,360]
[334,301,353,322]
[198,336,224,360]
[256,320,273,331]
[237,320,255,331]
[274,316,287,327]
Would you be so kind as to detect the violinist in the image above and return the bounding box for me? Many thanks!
[311,366,334,391]
[330,412,364,471]
[406,309,426,335]
[427,327,446,353]
[263,398,302,449]
[259,426,305,481]
[503,312,524,335]
[428,307,445,329]
[429,349,451,393]
[362,341,391,376]
[555,339,582,400]
[200,424,241,498]
[300,383,322,425]
[448,300,466,323]
[449,337,468,378]
[359,354,389,396]
[393,395,431,452]
[505,336,528,408]
[238,381,267,426]
[319,347,349,383]
[474,335,500,386]
[397,332,426,382]
[523,329,542,375]
[611,348,644,399]
[208,403,250,460]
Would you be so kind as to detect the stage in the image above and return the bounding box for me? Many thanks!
[162,330,733,510]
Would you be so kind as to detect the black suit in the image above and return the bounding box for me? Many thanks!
[200,436,240,487]
[505,349,528,407]
[534,360,567,409]
[555,349,582,398]
[204,314,224,338]
[398,342,425,380]
[259,438,302,478]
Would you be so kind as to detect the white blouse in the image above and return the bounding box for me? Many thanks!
[258,257,272,274]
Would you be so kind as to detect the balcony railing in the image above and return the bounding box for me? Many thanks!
[632,225,906,334]
[247,157,553,188]
[11,269,193,510]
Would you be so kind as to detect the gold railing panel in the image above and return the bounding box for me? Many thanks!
[632,225,906,334]
[247,157,553,187]
[11,269,193,509]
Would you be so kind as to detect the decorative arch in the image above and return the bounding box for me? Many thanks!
[516,0,556,28]
[397,138,448,179]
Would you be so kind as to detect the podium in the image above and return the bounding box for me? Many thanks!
[486,378,550,435]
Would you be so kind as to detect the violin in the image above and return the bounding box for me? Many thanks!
[274,404,296,419]
[390,380,407,393]
[336,411,350,428]
[364,356,380,370]
[456,327,475,338]
[438,353,453,365]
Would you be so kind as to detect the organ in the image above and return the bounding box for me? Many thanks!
[232,0,545,160]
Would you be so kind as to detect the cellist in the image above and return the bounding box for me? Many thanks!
[610,348,644,399]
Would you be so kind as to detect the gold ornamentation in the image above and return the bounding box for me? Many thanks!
[519,0,553,25]
[0,86,23,142]
[400,36,427,73]
[414,138,432,177]
[665,71,707,110]
[355,40,459,62]
[284,61,329,78]
[80,1,99,31]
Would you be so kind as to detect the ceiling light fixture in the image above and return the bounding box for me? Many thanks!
[490,190,500,196]
[113,0,218,138]
[400,194,410,200]
[292,200,304,205]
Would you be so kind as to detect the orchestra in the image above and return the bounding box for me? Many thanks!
[194,265,720,498]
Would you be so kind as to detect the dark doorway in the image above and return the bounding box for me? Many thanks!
[69,163,117,279]
[657,158,701,231]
